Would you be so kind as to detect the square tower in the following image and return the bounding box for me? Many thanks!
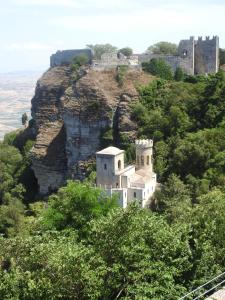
[96,146,125,188]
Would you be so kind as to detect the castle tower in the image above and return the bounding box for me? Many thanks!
[96,146,125,188]
[135,139,153,173]
[194,36,219,74]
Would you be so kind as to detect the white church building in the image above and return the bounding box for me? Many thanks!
[96,139,157,208]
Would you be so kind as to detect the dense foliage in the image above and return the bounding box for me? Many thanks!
[86,44,117,60]
[142,58,173,80]
[118,47,133,57]
[147,41,178,55]
[1,70,225,299]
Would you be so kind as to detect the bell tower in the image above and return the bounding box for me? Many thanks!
[135,139,153,173]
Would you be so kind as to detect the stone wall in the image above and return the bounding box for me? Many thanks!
[195,36,219,74]
[50,49,93,67]
[139,53,194,75]
[139,36,219,75]
[139,37,195,75]
[177,37,195,75]
[92,53,141,71]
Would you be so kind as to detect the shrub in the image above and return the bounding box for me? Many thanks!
[116,65,129,86]
[174,67,185,81]
[143,58,173,80]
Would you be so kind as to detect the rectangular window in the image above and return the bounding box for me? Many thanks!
[104,164,107,170]
[134,192,136,198]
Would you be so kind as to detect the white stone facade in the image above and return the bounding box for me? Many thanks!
[96,140,157,208]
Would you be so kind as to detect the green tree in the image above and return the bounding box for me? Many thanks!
[73,54,89,66]
[174,67,185,81]
[118,47,133,57]
[88,204,190,299]
[0,231,106,299]
[21,112,28,127]
[86,44,118,59]
[41,180,118,236]
[147,41,178,55]
[143,58,173,80]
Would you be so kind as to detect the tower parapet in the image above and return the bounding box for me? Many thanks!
[135,139,153,149]
[194,35,219,74]
[135,139,153,172]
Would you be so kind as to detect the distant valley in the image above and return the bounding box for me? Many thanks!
[0,71,43,140]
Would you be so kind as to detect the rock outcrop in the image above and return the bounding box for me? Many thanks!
[31,66,153,194]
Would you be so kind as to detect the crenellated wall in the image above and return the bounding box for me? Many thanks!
[194,36,219,74]
[139,36,219,75]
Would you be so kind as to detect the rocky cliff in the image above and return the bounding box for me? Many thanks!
[31,66,153,194]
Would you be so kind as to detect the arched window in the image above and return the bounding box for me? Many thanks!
[147,155,150,165]
[141,156,144,166]
[118,160,121,170]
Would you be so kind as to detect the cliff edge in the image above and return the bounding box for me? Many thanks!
[31,66,153,194]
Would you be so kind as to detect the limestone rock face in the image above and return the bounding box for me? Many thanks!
[31,66,153,194]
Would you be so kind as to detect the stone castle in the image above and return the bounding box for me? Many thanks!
[96,140,157,208]
[50,36,219,75]
[139,36,219,75]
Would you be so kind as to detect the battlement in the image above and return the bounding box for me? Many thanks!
[197,36,219,42]
[49,35,219,75]
[135,139,153,148]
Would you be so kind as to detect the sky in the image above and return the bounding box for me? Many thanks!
[0,0,225,72]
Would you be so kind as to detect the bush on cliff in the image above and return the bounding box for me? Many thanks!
[142,58,173,80]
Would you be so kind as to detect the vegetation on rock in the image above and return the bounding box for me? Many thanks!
[142,58,173,80]
[1,68,225,298]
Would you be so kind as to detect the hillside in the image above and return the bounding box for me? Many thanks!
[1,66,225,299]
[31,66,153,194]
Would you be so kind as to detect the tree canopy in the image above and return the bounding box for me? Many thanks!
[147,41,178,55]
[142,58,173,80]
[1,68,225,298]
[118,47,133,57]
[86,44,118,59]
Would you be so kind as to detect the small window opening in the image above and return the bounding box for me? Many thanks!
[183,50,188,57]
[141,156,144,166]
[104,164,107,170]
[134,192,137,198]
[118,160,121,170]
[147,155,150,165]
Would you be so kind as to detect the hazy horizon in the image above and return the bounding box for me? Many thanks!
[0,0,225,72]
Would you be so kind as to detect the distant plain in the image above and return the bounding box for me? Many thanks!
[0,71,42,140]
